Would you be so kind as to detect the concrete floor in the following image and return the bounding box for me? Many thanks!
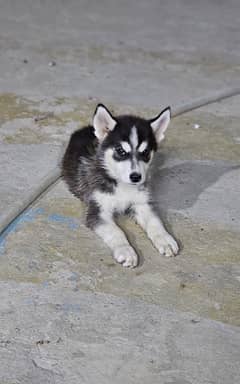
[0,1,240,383]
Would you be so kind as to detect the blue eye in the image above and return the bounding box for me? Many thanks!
[115,146,127,158]
[141,149,149,156]
[139,148,151,162]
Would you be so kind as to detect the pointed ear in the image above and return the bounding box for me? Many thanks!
[93,104,117,142]
[150,106,171,145]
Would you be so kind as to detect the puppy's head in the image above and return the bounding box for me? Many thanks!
[93,104,171,185]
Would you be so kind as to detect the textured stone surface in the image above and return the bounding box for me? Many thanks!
[1,96,240,382]
[0,282,239,384]
[0,1,240,382]
[0,0,240,107]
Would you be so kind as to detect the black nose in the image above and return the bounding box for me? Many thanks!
[130,172,142,183]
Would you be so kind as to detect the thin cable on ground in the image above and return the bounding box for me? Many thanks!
[0,168,61,236]
[172,87,240,117]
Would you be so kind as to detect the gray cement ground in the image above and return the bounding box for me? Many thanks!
[0,1,240,383]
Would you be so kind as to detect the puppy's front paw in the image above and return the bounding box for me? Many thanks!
[153,232,179,257]
[113,245,138,268]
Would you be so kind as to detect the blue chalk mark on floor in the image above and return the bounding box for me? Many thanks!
[57,303,81,312]
[0,207,44,254]
[0,207,80,255]
[47,213,79,230]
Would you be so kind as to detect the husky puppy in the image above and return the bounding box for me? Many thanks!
[62,104,179,267]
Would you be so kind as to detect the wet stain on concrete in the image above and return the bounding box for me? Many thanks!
[0,93,156,145]
[0,93,37,124]
[0,94,93,144]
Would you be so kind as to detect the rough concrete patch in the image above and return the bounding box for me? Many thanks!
[1,0,240,110]
[0,282,239,384]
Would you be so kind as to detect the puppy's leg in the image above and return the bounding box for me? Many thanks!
[96,220,138,267]
[134,203,179,257]
[87,205,138,268]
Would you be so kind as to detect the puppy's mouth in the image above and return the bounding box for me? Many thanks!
[130,180,142,185]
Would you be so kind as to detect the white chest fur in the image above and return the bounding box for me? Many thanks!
[93,183,149,219]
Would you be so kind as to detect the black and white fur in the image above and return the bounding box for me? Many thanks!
[62,104,179,268]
